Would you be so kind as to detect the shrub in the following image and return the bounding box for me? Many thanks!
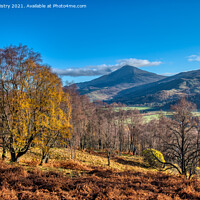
[142,148,165,169]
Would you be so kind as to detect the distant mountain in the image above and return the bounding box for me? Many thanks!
[109,69,200,109]
[76,65,165,101]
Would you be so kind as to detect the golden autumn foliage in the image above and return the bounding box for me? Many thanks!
[142,148,165,169]
[0,45,72,162]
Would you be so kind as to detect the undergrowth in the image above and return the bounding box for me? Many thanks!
[0,148,200,199]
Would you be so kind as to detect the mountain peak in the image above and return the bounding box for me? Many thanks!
[116,65,139,74]
[113,65,155,75]
[76,65,165,101]
[120,65,137,70]
[108,65,164,81]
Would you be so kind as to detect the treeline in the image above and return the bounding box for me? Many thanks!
[1,45,200,179]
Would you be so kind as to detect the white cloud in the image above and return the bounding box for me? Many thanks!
[52,58,162,77]
[188,55,200,62]
[117,58,162,68]
[53,64,115,77]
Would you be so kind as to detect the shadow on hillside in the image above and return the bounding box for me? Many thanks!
[115,157,148,169]
[85,150,149,169]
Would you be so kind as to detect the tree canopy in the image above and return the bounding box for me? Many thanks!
[0,45,72,162]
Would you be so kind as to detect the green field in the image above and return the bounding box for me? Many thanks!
[114,106,152,111]
[116,106,200,124]
[115,106,171,123]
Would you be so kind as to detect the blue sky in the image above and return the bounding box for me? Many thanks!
[1,0,200,83]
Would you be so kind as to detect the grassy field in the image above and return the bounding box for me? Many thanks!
[115,106,163,123]
[118,106,173,123]
[120,106,200,123]
[114,106,152,111]
[0,148,200,199]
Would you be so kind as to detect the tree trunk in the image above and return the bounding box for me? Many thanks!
[80,137,84,150]
[45,154,49,163]
[40,155,45,166]
[10,152,16,162]
[74,148,76,160]
[40,151,48,165]
[133,146,136,155]
[10,151,24,162]
[2,147,6,160]
[9,134,34,162]
[107,151,111,166]
[2,136,6,160]
[129,141,133,154]
[83,135,86,150]
[98,139,102,150]
[70,147,73,159]
[119,138,122,156]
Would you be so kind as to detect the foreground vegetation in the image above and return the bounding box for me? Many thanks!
[1,149,200,200]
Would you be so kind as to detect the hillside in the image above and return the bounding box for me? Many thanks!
[76,65,165,101]
[109,69,200,109]
[1,149,200,200]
